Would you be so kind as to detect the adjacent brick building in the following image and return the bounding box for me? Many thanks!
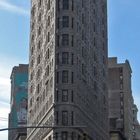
[108,57,135,140]
[8,64,28,140]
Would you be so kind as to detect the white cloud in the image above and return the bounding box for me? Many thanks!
[0,58,12,140]
[0,78,10,86]
[0,0,29,16]
[0,131,8,140]
[0,77,10,104]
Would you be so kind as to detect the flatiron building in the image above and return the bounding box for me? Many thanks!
[27,0,109,139]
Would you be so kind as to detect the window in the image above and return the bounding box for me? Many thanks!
[37,69,41,78]
[38,0,42,7]
[82,13,84,24]
[47,32,50,42]
[71,72,74,83]
[82,0,84,8]
[47,49,50,59]
[72,0,74,11]
[93,9,96,15]
[102,30,105,38]
[47,0,50,10]
[94,52,97,62]
[38,41,41,50]
[102,68,105,77]
[48,16,50,26]
[62,111,68,125]
[55,111,59,124]
[70,54,73,65]
[62,90,68,102]
[50,77,53,87]
[62,52,69,64]
[57,18,60,29]
[56,72,59,83]
[31,6,35,18]
[120,83,123,90]
[119,68,123,74]
[31,34,34,46]
[31,59,34,67]
[56,53,59,65]
[47,65,50,76]
[78,135,81,140]
[57,35,60,46]
[31,46,34,55]
[94,37,96,46]
[82,64,86,75]
[71,17,74,28]
[56,90,59,102]
[38,26,41,36]
[71,132,75,140]
[93,66,97,76]
[29,98,32,107]
[37,55,41,64]
[63,0,69,10]
[82,30,84,40]
[62,34,69,46]
[55,132,58,140]
[103,42,105,50]
[57,0,60,11]
[62,70,68,83]
[30,72,34,81]
[30,86,33,93]
[37,84,40,93]
[62,16,69,27]
[62,132,68,140]
[71,90,74,102]
[38,13,42,22]
[120,92,123,98]
[94,81,97,91]
[94,22,96,32]
[71,111,74,125]
[43,90,45,100]
[102,5,105,13]
[102,17,105,25]
[71,35,74,46]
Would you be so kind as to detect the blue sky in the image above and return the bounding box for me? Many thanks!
[108,0,140,116]
[0,0,140,139]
